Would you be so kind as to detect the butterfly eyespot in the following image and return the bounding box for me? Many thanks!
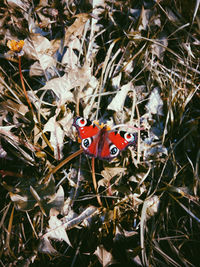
[124,132,135,142]
[82,138,92,149]
[76,117,87,127]
[110,144,119,157]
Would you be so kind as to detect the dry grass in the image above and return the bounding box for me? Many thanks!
[0,0,200,266]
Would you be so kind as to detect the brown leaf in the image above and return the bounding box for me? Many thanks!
[94,245,114,267]
[43,115,65,160]
[64,13,90,45]
[107,82,134,112]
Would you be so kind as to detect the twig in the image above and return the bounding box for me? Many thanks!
[43,148,84,183]
[91,157,102,206]
[18,55,34,115]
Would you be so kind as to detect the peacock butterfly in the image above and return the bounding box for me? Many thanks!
[73,117,138,161]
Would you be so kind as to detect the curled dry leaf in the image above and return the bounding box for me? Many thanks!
[138,8,153,31]
[9,191,32,211]
[145,87,163,116]
[146,195,160,218]
[64,13,91,45]
[94,245,114,267]
[0,99,29,121]
[23,34,56,76]
[68,61,92,91]
[107,82,134,112]
[6,176,61,214]
[23,34,53,60]
[38,236,58,255]
[0,125,36,164]
[151,33,168,61]
[62,37,81,66]
[40,75,75,106]
[46,215,72,246]
[43,206,98,248]
[43,116,65,160]
[3,181,37,211]
[111,73,122,89]
[99,167,127,188]
[59,111,74,139]
[47,185,64,212]
[29,55,55,76]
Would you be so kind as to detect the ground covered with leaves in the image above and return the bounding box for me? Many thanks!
[0,0,200,266]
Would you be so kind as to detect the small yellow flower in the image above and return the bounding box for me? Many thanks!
[7,40,24,53]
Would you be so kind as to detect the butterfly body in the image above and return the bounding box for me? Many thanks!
[73,117,137,161]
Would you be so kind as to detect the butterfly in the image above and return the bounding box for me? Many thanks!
[73,117,138,161]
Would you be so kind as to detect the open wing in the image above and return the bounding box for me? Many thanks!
[73,117,100,139]
[99,131,138,160]
[73,117,100,157]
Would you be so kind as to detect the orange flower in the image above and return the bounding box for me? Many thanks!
[7,40,24,53]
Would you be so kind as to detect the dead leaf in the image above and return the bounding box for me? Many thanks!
[64,13,90,45]
[23,34,56,76]
[99,167,126,187]
[23,34,53,60]
[143,144,168,160]
[62,37,81,66]
[9,192,31,210]
[111,73,122,89]
[145,87,163,115]
[146,195,159,218]
[48,185,64,212]
[151,33,168,61]
[38,236,58,255]
[46,215,72,246]
[29,55,55,76]
[7,0,29,10]
[67,61,92,89]
[59,111,74,139]
[43,116,65,160]
[108,82,134,112]
[138,8,153,31]
[40,75,74,106]
[0,126,36,164]
[94,245,114,267]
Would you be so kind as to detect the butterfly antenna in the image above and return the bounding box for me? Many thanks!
[111,124,144,131]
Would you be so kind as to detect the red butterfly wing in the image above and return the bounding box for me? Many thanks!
[98,131,112,160]
[109,131,137,150]
[73,117,99,139]
[73,117,100,157]
[109,132,129,150]
[99,131,138,160]
[73,117,138,160]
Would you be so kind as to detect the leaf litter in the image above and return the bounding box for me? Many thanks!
[0,0,200,266]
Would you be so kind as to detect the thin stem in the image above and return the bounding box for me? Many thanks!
[91,157,102,206]
[43,148,84,183]
[18,55,34,114]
